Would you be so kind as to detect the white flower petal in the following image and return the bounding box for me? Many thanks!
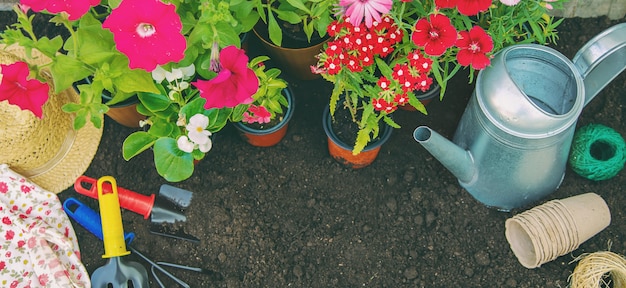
[181,64,196,78]
[188,114,209,129]
[188,130,210,145]
[177,136,195,153]
[164,70,177,82]
[170,68,184,80]
[152,66,167,82]
[198,138,213,153]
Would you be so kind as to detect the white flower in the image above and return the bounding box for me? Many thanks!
[180,64,195,78]
[177,136,195,153]
[152,64,195,83]
[186,114,211,145]
[152,65,167,82]
[198,137,213,153]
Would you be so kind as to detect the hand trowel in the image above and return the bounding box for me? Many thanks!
[74,175,199,242]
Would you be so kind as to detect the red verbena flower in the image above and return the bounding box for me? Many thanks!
[414,74,434,92]
[394,93,409,105]
[456,26,494,70]
[407,50,433,74]
[377,77,391,90]
[412,14,458,56]
[339,0,392,28]
[103,0,186,71]
[372,97,397,113]
[456,0,492,16]
[0,62,49,118]
[21,0,100,20]
[193,46,258,109]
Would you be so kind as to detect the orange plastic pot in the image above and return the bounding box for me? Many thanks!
[322,104,392,169]
[234,87,295,147]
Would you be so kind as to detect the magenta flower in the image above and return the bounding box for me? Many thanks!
[102,0,186,71]
[21,0,100,21]
[193,46,258,109]
[339,0,392,28]
[0,62,49,118]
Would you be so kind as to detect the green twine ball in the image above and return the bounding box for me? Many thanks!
[569,124,626,181]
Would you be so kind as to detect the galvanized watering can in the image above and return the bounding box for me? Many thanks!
[414,23,626,211]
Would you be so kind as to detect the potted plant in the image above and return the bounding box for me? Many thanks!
[233,56,294,147]
[312,0,565,165]
[120,0,264,182]
[0,0,184,129]
[231,0,335,79]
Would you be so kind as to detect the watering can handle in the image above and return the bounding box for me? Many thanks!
[97,176,131,258]
[572,22,626,106]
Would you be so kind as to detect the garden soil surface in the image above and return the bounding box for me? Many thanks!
[2,14,626,287]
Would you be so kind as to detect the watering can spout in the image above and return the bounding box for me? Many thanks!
[413,126,476,184]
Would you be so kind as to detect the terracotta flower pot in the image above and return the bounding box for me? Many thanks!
[322,104,393,169]
[400,83,441,111]
[252,22,329,81]
[103,96,145,128]
[234,86,295,147]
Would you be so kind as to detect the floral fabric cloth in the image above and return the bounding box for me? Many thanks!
[0,164,90,288]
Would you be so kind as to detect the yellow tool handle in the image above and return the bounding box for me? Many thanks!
[97,176,131,258]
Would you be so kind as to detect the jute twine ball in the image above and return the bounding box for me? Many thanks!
[569,251,626,288]
[568,124,626,181]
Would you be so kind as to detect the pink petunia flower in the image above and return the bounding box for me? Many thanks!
[103,0,186,71]
[456,26,493,69]
[411,14,458,57]
[21,0,100,21]
[193,46,258,109]
[339,0,393,28]
[0,62,49,118]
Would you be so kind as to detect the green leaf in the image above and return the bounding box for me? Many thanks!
[148,119,176,138]
[138,92,171,113]
[267,11,282,46]
[275,10,301,24]
[50,54,93,92]
[284,0,310,14]
[122,131,158,160]
[153,138,194,182]
[180,97,208,119]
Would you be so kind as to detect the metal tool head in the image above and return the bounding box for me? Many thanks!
[91,257,149,288]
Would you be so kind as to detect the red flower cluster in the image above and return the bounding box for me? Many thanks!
[321,16,438,113]
[373,50,434,113]
[322,16,403,75]
[412,14,493,69]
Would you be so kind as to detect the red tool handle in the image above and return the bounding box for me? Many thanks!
[74,175,154,219]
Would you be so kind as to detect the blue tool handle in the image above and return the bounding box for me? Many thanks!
[63,197,135,244]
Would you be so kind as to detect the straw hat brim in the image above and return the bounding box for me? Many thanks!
[0,44,103,193]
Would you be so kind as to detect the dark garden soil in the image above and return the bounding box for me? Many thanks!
[2,13,626,287]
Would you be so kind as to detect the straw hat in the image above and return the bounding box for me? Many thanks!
[0,44,103,193]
